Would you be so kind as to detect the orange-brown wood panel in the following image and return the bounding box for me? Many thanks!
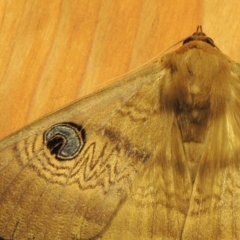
[1,0,240,140]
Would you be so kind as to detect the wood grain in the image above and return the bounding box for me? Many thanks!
[1,0,240,140]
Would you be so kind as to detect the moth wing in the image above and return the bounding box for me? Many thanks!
[0,62,188,240]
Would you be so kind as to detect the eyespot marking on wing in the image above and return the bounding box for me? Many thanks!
[43,122,86,160]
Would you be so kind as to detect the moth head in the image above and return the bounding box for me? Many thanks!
[183,25,217,49]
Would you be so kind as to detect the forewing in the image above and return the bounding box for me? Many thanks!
[0,62,176,240]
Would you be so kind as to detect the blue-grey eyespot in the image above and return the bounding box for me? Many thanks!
[43,122,86,160]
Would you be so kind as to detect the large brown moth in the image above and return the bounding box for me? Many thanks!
[1,26,240,240]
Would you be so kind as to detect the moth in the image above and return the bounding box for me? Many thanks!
[0,26,240,240]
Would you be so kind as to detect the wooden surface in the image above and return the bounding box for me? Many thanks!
[1,0,240,140]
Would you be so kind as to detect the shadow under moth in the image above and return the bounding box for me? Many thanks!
[0,26,240,239]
